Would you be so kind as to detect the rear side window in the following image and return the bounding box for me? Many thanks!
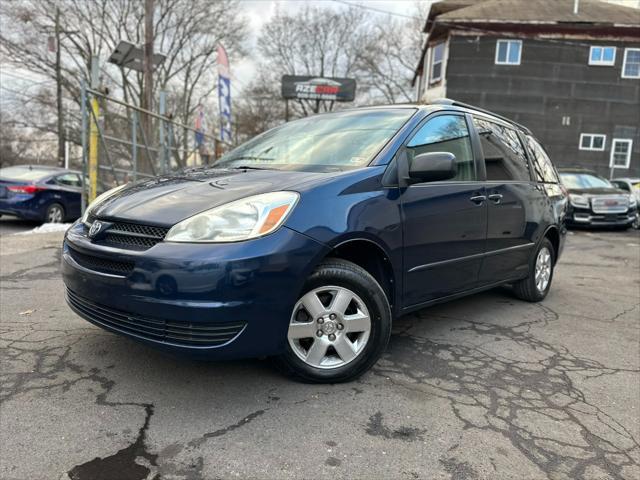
[406,114,476,181]
[55,173,82,187]
[472,117,530,182]
[526,136,559,184]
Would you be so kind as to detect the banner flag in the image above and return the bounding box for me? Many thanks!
[194,105,205,147]
[217,44,232,144]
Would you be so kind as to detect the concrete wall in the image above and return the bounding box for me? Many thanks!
[440,34,640,178]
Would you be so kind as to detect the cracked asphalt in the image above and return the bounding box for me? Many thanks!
[1,228,639,480]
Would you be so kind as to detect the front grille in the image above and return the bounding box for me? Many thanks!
[591,196,629,214]
[85,217,169,250]
[66,289,246,348]
[68,247,135,275]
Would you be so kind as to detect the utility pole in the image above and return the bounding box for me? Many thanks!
[142,0,154,122]
[55,6,64,167]
[140,0,155,174]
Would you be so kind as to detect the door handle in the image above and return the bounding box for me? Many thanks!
[469,195,486,205]
[488,193,503,204]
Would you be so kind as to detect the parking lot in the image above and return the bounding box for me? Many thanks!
[0,224,638,480]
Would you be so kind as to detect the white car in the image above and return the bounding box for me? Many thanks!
[611,177,640,229]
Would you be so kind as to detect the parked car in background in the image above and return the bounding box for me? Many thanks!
[559,168,638,229]
[611,177,640,229]
[62,101,567,383]
[0,165,83,223]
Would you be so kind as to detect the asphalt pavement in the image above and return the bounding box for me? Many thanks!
[0,216,40,236]
[0,228,639,480]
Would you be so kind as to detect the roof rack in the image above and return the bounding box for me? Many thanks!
[431,98,531,134]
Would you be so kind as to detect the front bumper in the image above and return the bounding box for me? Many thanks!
[61,221,329,359]
[566,205,637,227]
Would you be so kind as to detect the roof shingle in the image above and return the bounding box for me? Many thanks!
[437,0,640,27]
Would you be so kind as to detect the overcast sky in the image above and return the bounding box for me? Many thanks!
[231,0,426,93]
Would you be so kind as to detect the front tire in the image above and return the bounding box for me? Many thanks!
[274,258,392,383]
[513,238,555,302]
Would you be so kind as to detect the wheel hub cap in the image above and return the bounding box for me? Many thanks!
[287,286,371,369]
[321,320,337,335]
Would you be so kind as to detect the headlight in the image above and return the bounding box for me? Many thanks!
[569,194,589,208]
[630,194,638,209]
[82,184,128,224]
[165,191,299,243]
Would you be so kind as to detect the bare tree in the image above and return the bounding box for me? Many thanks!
[256,4,371,116]
[0,0,248,163]
[356,5,428,105]
[245,2,428,129]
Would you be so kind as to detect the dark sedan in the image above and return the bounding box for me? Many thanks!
[559,168,637,229]
[0,165,83,223]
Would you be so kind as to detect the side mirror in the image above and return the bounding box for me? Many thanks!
[408,152,458,182]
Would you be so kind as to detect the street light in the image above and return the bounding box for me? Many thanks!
[107,40,165,72]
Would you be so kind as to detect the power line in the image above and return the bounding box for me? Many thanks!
[329,0,423,20]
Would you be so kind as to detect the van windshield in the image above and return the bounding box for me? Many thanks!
[216,109,415,172]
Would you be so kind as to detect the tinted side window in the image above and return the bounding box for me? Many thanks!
[526,136,559,184]
[56,173,82,187]
[407,115,476,181]
[473,117,530,181]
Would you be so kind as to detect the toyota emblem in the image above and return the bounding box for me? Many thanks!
[88,221,103,238]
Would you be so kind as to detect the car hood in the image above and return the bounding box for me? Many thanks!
[91,168,332,226]
[566,187,627,196]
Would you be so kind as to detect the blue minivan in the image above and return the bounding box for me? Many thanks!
[62,100,567,383]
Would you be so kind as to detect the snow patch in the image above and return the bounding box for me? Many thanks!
[16,223,73,235]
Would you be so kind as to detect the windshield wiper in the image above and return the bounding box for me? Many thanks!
[231,165,274,170]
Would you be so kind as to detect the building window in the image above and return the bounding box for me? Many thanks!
[622,48,640,78]
[610,139,633,168]
[579,133,606,151]
[495,40,522,65]
[589,46,616,66]
[609,138,633,168]
[430,43,445,84]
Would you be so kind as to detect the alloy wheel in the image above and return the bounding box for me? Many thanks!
[287,286,371,369]
[47,205,64,223]
[534,246,552,292]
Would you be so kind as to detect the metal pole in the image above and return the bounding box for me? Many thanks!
[159,90,167,174]
[80,81,88,213]
[55,6,65,167]
[88,56,100,202]
[132,110,138,181]
[64,125,70,169]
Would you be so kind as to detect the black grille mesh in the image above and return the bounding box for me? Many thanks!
[66,289,246,348]
[85,216,169,250]
[68,247,134,275]
[109,222,169,239]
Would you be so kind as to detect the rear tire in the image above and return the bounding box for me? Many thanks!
[45,203,65,223]
[273,258,392,383]
[513,238,555,302]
